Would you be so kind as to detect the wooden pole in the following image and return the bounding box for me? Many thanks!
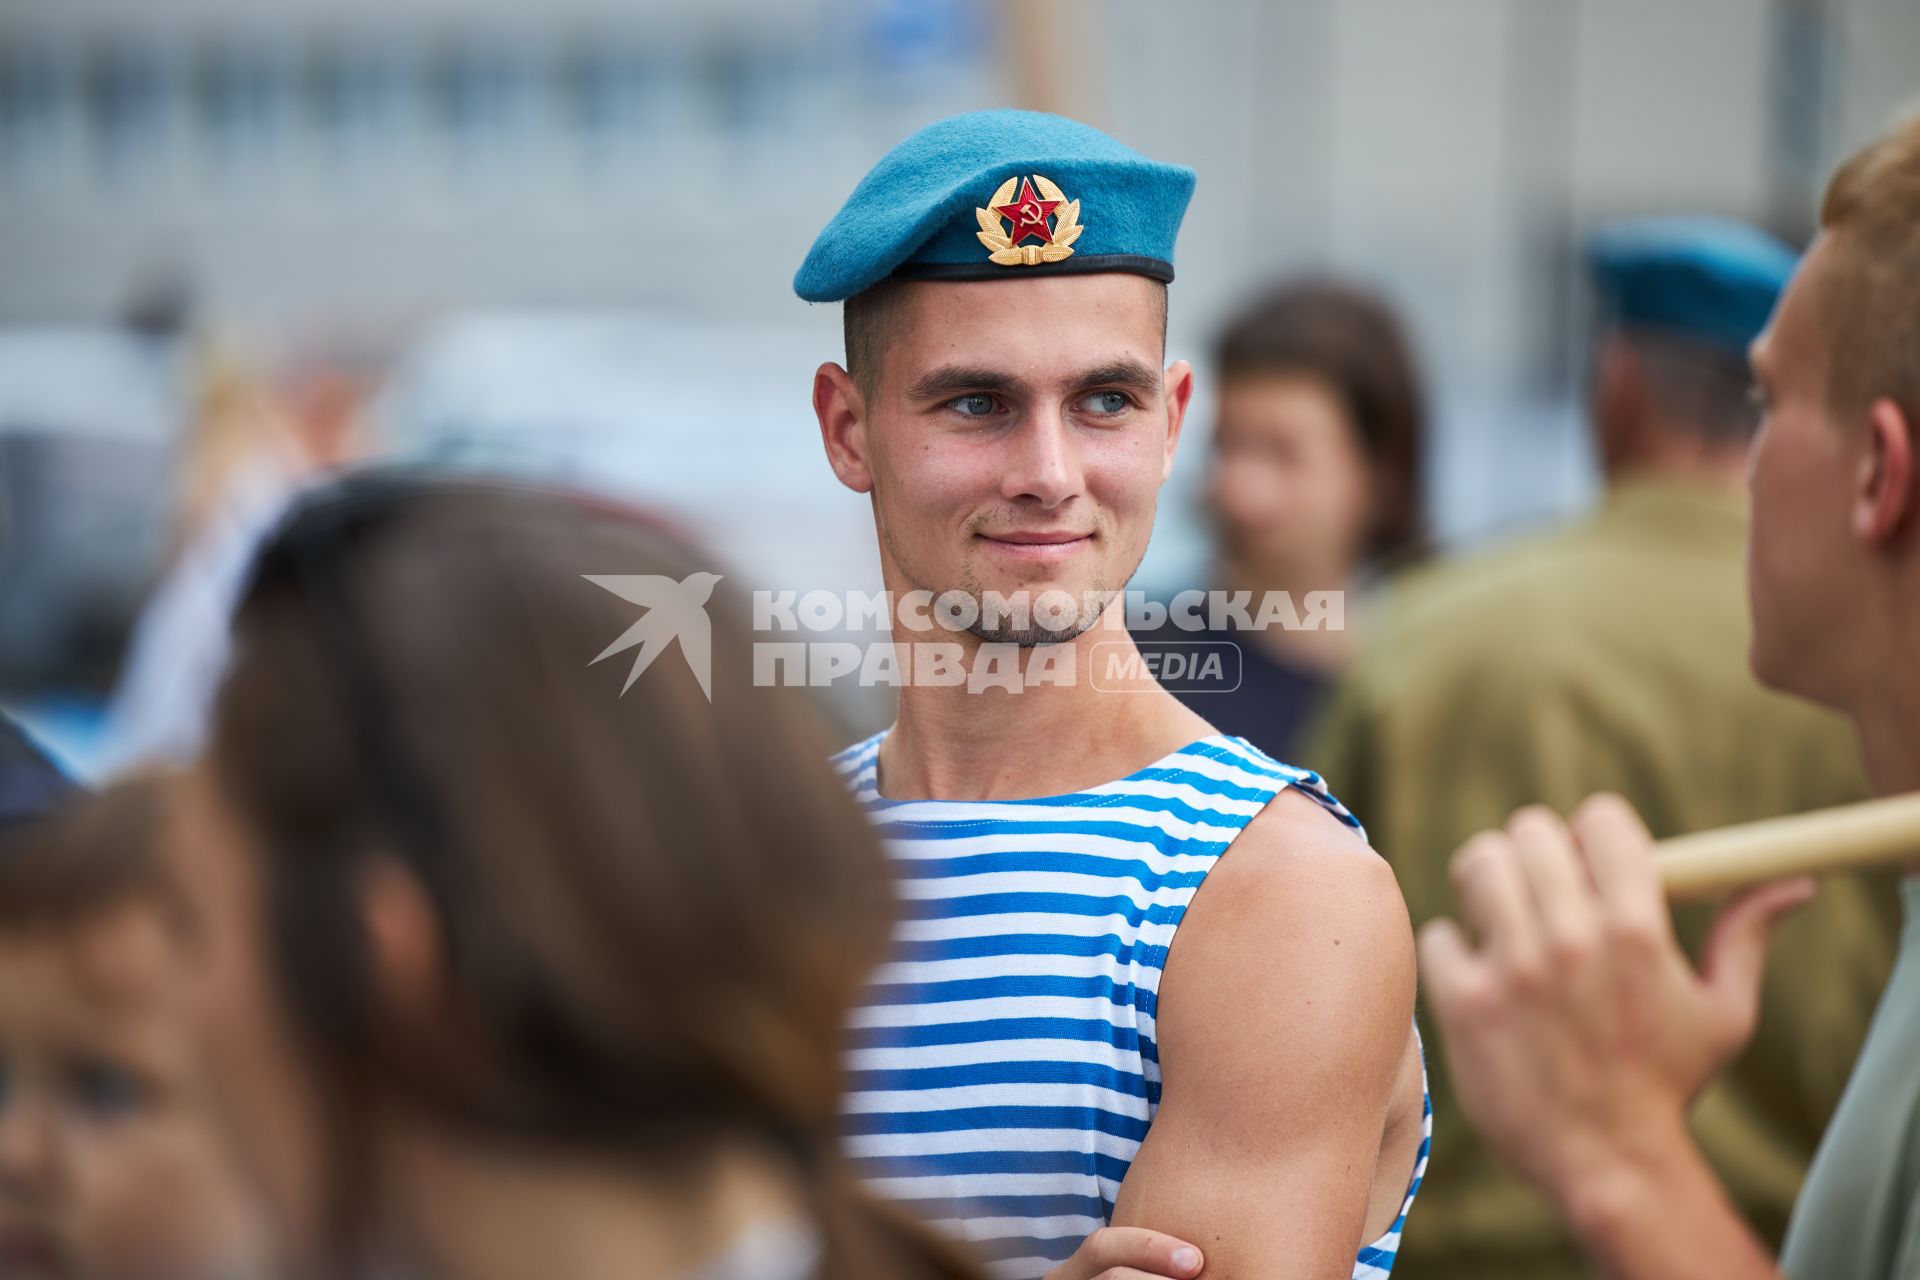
[1657,792,1920,902]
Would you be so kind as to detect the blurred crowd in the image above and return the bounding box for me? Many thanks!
[0,204,1903,1280]
[1,4,1918,1280]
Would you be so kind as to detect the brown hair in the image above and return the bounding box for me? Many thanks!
[844,280,906,397]
[1818,113,1920,425]
[209,477,978,1280]
[1214,279,1430,566]
[0,777,165,936]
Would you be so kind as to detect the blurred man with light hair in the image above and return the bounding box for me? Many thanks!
[1419,113,1920,1280]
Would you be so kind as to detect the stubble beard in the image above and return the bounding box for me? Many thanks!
[878,507,1147,648]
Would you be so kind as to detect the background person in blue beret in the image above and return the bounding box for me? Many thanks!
[1306,216,1895,1280]
[799,109,1428,1280]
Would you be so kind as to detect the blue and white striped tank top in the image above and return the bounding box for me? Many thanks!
[832,732,1431,1279]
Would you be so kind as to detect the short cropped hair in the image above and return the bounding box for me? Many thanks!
[1817,114,1920,425]
[843,280,907,398]
[1619,330,1760,444]
[843,277,1169,399]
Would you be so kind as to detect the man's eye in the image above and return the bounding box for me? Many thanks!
[1079,391,1132,415]
[64,1058,148,1121]
[947,394,999,417]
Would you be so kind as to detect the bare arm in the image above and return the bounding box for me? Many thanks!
[1560,1130,1779,1280]
[1111,789,1420,1278]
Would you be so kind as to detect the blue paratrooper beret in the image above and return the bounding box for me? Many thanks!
[1587,216,1799,356]
[794,109,1197,303]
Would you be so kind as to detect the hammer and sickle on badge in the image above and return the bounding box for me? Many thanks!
[975,174,1084,267]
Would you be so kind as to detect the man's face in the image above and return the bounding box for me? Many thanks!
[852,274,1187,644]
[1745,235,1860,705]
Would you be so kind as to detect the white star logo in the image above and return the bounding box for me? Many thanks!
[582,572,723,700]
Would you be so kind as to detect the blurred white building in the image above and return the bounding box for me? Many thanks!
[2,0,1915,524]
[1,0,1916,759]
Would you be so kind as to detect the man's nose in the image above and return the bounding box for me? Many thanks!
[1000,408,1081,509]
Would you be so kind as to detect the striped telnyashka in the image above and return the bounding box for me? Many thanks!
[833,732,1431,1279]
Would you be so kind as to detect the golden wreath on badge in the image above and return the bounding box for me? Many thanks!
[976,173,1083,267]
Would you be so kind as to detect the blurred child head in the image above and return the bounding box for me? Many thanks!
[0,779,268,1280]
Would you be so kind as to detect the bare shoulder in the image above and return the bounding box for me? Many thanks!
[1185,786,1413,983]
[1159,786,1416,1083]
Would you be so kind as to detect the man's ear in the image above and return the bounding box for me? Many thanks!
[1161,358,1196,482]
[814,363,875,495]
[359,860,443,1017]
[1855,395,1917,546]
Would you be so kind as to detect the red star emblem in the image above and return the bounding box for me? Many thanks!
[993,176,1062,246]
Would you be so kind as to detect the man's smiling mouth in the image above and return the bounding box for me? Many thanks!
[977,530,1095,560]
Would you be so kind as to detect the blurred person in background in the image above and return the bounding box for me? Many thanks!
[105,337,375,773]
[163,475,981,1280]
[1417,112,1920,1280]
[1308,217,1893,1279]
[0,777,273,1280]
[1138,280,1430,760]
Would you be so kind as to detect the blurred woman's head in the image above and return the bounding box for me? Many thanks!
[1206,280,1429,584]
[164,475,972,1280]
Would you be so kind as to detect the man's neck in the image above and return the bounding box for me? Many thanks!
[1861,716,1920,879]
[1830,565,1920,793]
[880,613,1212,802]
[1838,589,1920,872]
[1602,441,1752,495]
[1852,671,1920,800]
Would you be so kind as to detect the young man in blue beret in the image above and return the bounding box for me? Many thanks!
[799,109,1428,1279]
[1417,116,1920,1280]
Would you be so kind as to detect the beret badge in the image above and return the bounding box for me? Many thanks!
[975,173,1083,267]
